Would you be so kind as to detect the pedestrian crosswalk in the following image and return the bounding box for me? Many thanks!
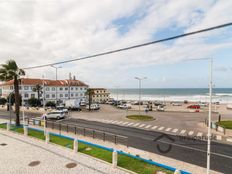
[99,119,232,144]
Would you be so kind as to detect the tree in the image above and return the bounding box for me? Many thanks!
[0,60,25,126]
[7,93,22,106]
[45,101,56,108]
[32,84,43,101]
[85,88,95,111]
[28,97,41,107]
[0,98,7,105]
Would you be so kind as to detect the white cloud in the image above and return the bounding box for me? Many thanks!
[0,0,232,87]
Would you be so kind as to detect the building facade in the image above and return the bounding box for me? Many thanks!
[0,78,88,105]
[91,88,110,103]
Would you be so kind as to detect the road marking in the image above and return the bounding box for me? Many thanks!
[127,123,134,126]
[165,128,171,132]
[188,131,194,135]
[139,124,146,128]
[226,138,232,143]
[111,121,118,124]
[122,122,129,125]
[197,132,203,137]
[180,130,186,134]
[158,127,164,131]
[172,128,178,133]
[145,125,151,129]
[133,123,140,127]
[107,120,114,123]
[117,121,124,124]
[216,135,222,140]
[151,126,158,130]
[125,122,132,126]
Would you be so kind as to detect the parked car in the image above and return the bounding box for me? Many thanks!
[156,105,165,112]
[172,102,182,106]
[80,101,86,106]
[43,111,65,120]
[56,106,68,113]
[86,104,100,110]
[198,103,208,107]
[187,105,200,109]
[65,99,81,110]
[118,104,132,109]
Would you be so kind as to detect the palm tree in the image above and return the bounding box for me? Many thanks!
[32,84,43,101]
[0,60,25,126]
[85,88,95,111]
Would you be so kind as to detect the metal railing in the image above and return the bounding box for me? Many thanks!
[27,118,128,146]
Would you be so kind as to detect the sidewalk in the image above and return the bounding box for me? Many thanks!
[0,129,129,174]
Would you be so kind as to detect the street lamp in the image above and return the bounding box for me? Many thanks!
[135,77,147,116]
[51,65,62,106]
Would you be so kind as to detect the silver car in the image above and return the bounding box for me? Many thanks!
[44,111,65,120]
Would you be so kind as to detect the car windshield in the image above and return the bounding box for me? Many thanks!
[48,112,62,115]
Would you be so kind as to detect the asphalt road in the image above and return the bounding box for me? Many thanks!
[1,110,232,173]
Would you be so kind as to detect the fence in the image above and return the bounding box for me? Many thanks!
[204,119,226,135]
[27,118,128,146]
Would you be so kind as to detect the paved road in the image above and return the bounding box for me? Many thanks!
[54,118,232,174]
[1,110,232,173]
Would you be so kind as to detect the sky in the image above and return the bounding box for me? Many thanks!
[0,0,232,88]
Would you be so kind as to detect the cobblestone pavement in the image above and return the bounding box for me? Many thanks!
[0,130,129,174]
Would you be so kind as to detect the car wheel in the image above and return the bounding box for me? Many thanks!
[57,116,60,120]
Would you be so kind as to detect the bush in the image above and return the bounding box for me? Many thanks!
[0,98,7,105]
[28,97,41,107]
[46,101,56,108]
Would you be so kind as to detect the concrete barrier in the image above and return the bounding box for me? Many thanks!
[112,150,118,168]
[73,138,78,153]
[24,125,28,136]
[7,122,10,131]
[46,132,50,144]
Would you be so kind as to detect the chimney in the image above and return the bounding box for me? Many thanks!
[69,73,72,80]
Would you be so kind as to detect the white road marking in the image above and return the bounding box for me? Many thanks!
[197,132,203,137]
[165,128,171,132]
[114,121,120,124]
[122,122,129,125]
[125,122,132,126]
[139,124,146,128]
[188,131,194,135]
[117,121,124,124]
[151,126,157,130]
[133,123,140,127]
[226,138,232,142]
[180,130,186,134]
[172,128,178,133]
[107,120,114,123]
[127,123,134,126]
[216,135,222,140]
[111,121,118,124]
[145,125,151,129]
[158,127,164,131]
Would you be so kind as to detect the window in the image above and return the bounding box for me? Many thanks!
[46,87,50,91]
[24,86,29,90]
[24,93,29,98]
[46,94,49,99]
[75,93,79,97]
[71,87,73,91]
[65,87,68,91]
[60,87,63,91]
[71,93,74,97]
[76,87,78,90]
[10,86,14,90]
[60,94,63,98]
[80,93,83,96]
[97,91,99,93]
[31,94,35,98]
[52,87,55,91]
[19,86,21,90]
[52,94,55,98]
[65,94,68,97]
[80,88,82,90]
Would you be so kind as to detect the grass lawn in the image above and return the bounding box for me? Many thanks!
[217,121,232,129]
[126,115,154,121]
[2,125,175,174]
[0,123,6,129]
[118,154,173,174]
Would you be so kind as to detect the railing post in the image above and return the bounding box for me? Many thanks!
[52,122,54,129]
[67,124,68,133]
[59,123,61,134]
[112,150,118,168]
[46,132,50,144]
[73,138,78,153]
[174,169,181,174]
[103,132,105,141]
[75,126,77,134]
[114,135,117,144]
[93,130,95,138]
[24,125,28,136]
[7,122,10,131]
[84,128,85,136]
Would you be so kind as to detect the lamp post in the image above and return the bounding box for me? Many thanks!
[135,77,147,116]
[51,65,62,106]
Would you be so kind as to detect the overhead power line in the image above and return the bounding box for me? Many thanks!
[23,22,232,70]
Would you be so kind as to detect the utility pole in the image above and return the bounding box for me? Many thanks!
[42,75,45,110]
[51,65,62,106]
[206,58,213,174]
[135,77,147,116]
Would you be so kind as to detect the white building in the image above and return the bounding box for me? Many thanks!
[0,78,88,105]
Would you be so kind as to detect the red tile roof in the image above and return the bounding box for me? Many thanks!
[0,78,88,87]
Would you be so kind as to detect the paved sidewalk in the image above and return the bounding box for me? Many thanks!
[0,130,129,174]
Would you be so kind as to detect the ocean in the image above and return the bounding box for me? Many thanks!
[108,88,232,103]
